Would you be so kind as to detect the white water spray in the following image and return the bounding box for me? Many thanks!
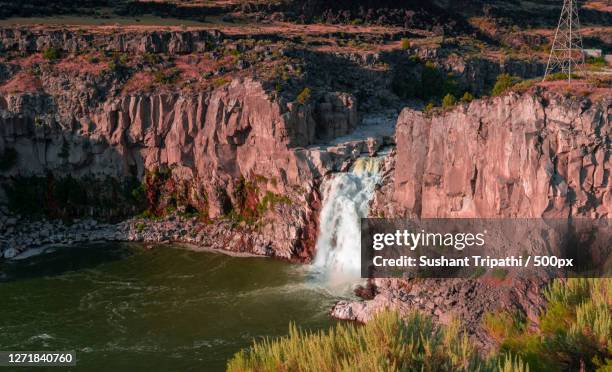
[312,156,384,287]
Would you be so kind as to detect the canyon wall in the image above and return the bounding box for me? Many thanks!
[338,89,610,347]
[0,28,225,54]
[0,77,361,259]
[373,89,610,219]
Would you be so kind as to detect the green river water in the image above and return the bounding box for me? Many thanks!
[0,244,337,371]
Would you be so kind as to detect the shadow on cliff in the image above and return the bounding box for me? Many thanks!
[282,47,544,113]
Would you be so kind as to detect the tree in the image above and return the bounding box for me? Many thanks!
[442,93,457,108]
[460,92,474,103]
[492,74,521,96]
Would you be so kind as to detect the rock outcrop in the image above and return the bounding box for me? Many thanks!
[0,28,224,55]
[0,77,363,259]
[336,88,611,349]
[374,89,610,219]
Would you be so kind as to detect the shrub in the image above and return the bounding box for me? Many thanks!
[108,60,119,72]
[0,147,18,171]
[586,56,606,67]
[460,92,474,103]
[421,62,458,101]
[153,68,181,85]
[420,61,446,99]
[228,311,491,371]
[442,93,457,108]
[212,77,231,88]
[544,72,579,81]
[401,38,411,50]
[296,87,311,105]
[256,191,291,215]
[485,278,612,371]
[492,74,521,96]
[483,310,526,343]
[143,52,161,65]
[491,268,508,280]
[42,47,61,60]
[424,102,435,113]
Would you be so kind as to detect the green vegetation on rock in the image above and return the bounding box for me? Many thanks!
[483,278,612,372]
[228,310,497,371]
[401,38,411,50]
[230,279,611,372]
[296,87,312,105]
[460,92,475,103]
[42,47,61,60]
[154,67,181,84]
[442,93,457,108]
[492,74,521,96]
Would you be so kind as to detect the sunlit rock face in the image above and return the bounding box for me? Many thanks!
[335,90,610,349]
[374,90,610,219]
[0,77,361,259]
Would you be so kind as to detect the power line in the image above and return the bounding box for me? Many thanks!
[543,0,586,83]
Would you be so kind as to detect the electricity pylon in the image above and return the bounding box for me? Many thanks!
[543,0,586,83]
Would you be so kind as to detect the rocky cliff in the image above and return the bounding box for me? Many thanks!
[0,75,368,259]
[335,88,611,348]
[373,89,610,219]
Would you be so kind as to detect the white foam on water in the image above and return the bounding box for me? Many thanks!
[311,156,383,291]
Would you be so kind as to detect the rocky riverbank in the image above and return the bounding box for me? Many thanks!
[0,207,276,260]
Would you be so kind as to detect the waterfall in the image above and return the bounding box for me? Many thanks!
[311,156,384,287]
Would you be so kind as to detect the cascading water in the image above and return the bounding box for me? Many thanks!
[312,155,384,287]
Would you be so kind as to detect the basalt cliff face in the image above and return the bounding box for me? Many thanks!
[335,89,611,348]
[374,90,610,219]
[0,76,365,259]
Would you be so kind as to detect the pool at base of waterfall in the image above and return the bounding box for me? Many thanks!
[0,243,337,372]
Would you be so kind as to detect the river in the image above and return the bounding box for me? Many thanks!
[0,243,337,371]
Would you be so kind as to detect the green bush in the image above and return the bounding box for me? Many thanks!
[401,38,411,50]
[86,55,100,64]
[586,56,606,67]
[42,47,60,60]
[424,102,435,113]
[228,311,495,371]
[442,93,457,108]
[421,62,458,101]
[153,68,181,84]
[544,72,579,81]
[108,60,120,72]
[296,87,312,105]
[256,191,291,215]
[460,92,474,103]
[492,74,521,96]
[485,279,612,371]
[212,77,231,88]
